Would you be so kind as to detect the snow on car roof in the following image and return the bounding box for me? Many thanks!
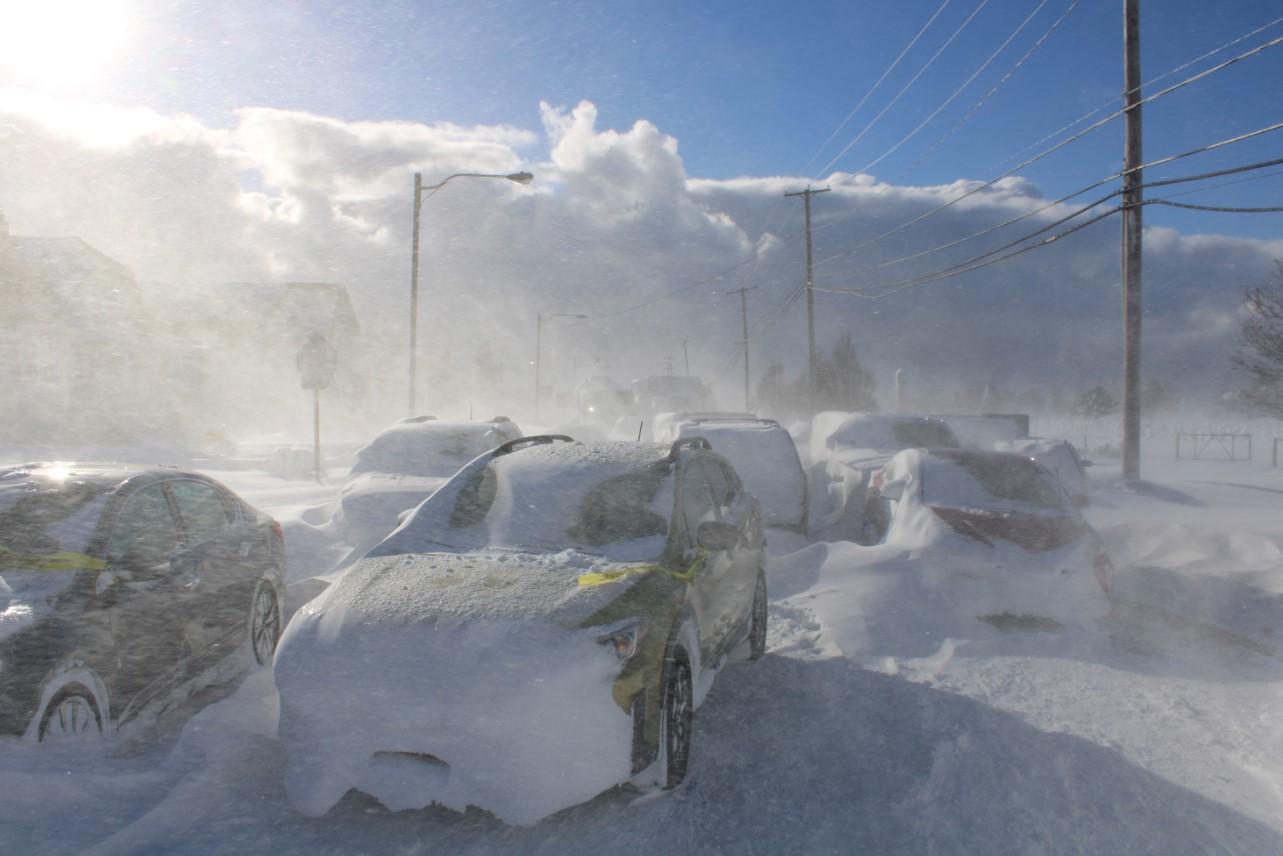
[351,420,519,478]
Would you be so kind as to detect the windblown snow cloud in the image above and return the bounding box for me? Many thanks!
[1,88,1279,421]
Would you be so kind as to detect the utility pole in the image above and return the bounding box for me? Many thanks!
[785,186,830,415]
[1121,0,1144,481]
[726,286,758,411]
[682,339,690,376]
[409,172,423,415]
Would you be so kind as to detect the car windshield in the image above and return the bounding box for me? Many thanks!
[923,454,1066,513]
[395,449,674,561]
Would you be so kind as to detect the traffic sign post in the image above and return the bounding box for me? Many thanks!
[296,333,337,483]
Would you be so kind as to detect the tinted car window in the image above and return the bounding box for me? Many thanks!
[107,485,182,568]
[701,459,737,514]
[932,455,1066,511]
[169,479,232,544]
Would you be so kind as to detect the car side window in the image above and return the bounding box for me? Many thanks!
[681,462,718,534]
[702,459,739,516]
[107,485,182,570]
[169,480,233,545]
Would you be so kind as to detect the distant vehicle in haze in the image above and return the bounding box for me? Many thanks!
[576,376,634,428]
[993,438,1092,507]
[329,416,521,557]
[819,413,961,538]
[632,375,714,420]
[862,448,1111,627]
[0,463,284,750]
[654,413,808,532]
[274,435,767,825]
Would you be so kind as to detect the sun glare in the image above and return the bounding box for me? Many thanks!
[0,0,132,88]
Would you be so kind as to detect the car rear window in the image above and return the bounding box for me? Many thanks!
[892,421,958,449]
[924,455,1065,512]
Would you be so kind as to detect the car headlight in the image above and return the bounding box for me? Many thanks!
[595,618,648,661]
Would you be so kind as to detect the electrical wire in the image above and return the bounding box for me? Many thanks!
[799,0,954,179]
[992,12,1283,172]
[813,154,1283,298]
[1148,200,1283,213]
[856,0,1050,176]
[811,32,1283,270]
[815,0,991,179]
[865,127,1283,272]
[903,0,1080,178]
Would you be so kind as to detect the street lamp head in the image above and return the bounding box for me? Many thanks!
[506,171,535,185]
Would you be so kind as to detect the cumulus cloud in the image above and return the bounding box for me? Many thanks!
[0,88,1279,431]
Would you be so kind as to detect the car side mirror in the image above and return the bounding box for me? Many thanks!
[696,520,739,552]
[879,479,907,502]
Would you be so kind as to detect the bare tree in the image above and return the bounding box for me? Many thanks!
[1231,260,1283,418]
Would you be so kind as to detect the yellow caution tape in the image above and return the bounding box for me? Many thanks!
[0,545,108,573]
[577,551,709,588]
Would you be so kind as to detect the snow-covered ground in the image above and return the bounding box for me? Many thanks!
[5,443,1283,853]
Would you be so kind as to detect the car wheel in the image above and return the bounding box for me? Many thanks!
[250,582,282,666]
[748,569,768,661]
[38,684,104,745]
[660,646,693,789]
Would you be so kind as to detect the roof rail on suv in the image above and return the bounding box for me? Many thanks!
[494,434,575,457]
[667,436,711,459]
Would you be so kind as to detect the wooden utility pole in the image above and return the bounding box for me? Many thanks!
[785,186,830,415]
[1121,0,1144,481]
[726,285,758,410]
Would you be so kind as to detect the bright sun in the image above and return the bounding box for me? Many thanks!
[0,0,133,87]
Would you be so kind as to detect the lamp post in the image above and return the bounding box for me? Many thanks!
[409,170,534,415]
[535,312,588,420]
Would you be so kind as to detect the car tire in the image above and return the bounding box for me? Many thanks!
[748,569,768,661]
[249,581,283,666]
[37,683,104,745]
[659,645,694,789]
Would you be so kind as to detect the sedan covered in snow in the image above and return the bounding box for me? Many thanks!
[862,448,1111,629]
[0,463,285,750]
[328,415,521,556]
[274,435,768,824]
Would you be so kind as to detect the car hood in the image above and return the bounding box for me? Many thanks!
[297,548,665,631]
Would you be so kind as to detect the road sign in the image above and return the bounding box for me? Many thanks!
[297,332,337,390]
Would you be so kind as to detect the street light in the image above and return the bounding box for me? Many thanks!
[408,170,534,415]
[535,312,588,420]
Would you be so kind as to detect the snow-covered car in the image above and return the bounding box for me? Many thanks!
[329,415,521,554]
[274,435,768,825]
[654,413,807,532]
[862,448,1112,628]
[0,463,284,750]
[993,437,1091,506]
[820,413,960,536]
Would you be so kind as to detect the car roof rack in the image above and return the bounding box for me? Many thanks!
[493,434,575,457]
[667,436,711,459]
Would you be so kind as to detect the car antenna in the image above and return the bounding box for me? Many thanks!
[636,420,644,443]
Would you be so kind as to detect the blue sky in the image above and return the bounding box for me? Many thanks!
[82,0,1283,240]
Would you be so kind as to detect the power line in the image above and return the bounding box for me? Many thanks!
[813,154,1283,299]
[864,124,1283,273]
[800,0,954,179]
[811,32,1283,270]
[992,12,1283,173]
[815,0,991,178]
[903,0,1080,178]
[1148,199,1283,214]
[856,0,1051,176]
